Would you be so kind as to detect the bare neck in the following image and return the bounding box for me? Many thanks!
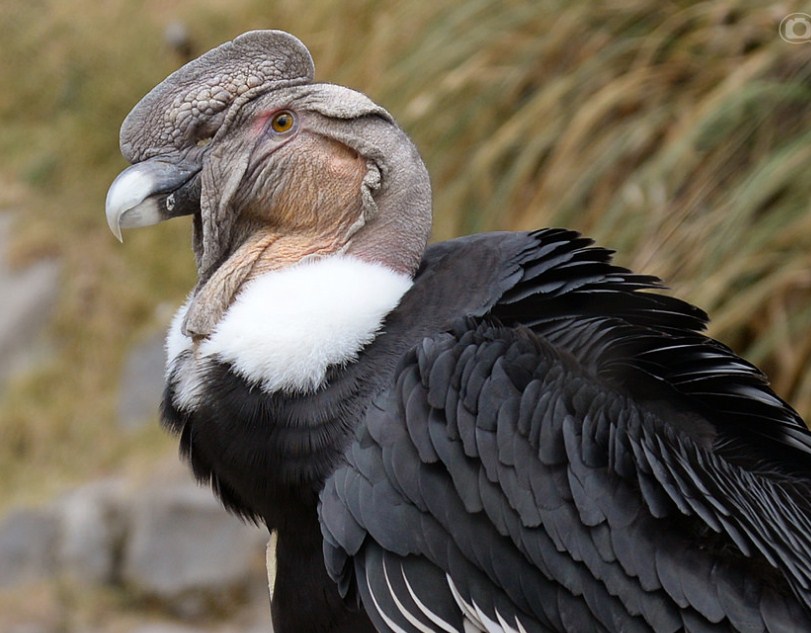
[347,122,432,276]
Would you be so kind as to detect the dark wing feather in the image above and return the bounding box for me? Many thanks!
[321,229,811,631]
[321,318,811,632]
[418,229,811,480]
[421,229,808,459]
[489,230,811,468]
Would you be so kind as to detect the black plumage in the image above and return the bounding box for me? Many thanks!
[320,230,811,632]
[158,229,811,631]
[105,31,811,633]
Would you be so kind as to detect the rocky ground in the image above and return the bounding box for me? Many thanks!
[0,213,60,387]
[0,209,275,632]
[0,464,273,633]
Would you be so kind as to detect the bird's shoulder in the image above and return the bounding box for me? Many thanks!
[323,317,811,631]
[322,228,811,628]
[393,228,811,470]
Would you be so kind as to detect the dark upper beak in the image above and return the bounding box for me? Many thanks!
[105,157,201,241]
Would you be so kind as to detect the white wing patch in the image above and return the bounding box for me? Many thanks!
[365,566,411,633]
[403,570,460,631]
[447,575,526,633]
[353,555,533,633]
[165,255,412,406]
[380,558,438,633]
[363,557,460,633]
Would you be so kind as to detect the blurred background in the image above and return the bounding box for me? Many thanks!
[1,1,810,631]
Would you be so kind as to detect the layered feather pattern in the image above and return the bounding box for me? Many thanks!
[321,229,811,632]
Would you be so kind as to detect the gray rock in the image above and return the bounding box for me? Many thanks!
[117,330,166,430]
[0,506,59,586]
[129,625,204,633]
[54,478,128,585]
[0,213,60,387]
[122,482,266,612]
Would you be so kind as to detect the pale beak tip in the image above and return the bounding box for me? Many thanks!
[105,158,198,240]
[105,199,125,242]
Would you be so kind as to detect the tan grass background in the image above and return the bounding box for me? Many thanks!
[1,0,810,514]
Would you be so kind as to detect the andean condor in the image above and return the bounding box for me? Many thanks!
[105,30,811,632]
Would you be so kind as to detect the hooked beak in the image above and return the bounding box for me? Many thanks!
[105,158,200,241]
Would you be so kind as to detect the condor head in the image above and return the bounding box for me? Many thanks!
[106,30,431,342]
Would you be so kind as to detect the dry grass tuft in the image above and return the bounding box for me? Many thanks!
[1,0,810,509]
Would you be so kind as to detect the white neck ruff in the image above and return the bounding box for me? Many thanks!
[166,255,413,398]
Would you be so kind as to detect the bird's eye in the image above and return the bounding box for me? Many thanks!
[270,111,295,134]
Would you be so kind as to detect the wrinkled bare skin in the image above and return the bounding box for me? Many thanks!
[182,131,369,340]
[108,29,431,345]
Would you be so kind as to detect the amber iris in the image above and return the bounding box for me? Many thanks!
[271,111,295,133]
